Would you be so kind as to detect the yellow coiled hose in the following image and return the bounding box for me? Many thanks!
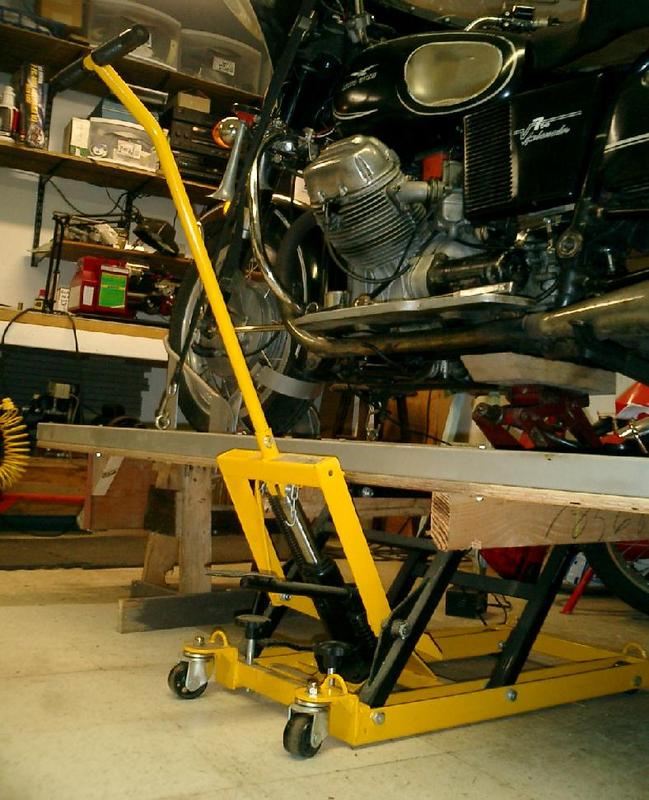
[0,398,30,490]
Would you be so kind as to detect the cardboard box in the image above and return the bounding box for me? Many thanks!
[64,117,90,157]
[88,117,160,172]
[169,91,211,115]
[36,0,83,28]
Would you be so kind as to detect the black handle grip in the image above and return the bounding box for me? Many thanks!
[50,25,150,92]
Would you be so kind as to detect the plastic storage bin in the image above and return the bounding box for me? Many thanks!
[179,30,262,94]
[86,0,181,71]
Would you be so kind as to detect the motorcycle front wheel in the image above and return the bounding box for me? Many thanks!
[168,211,317,434]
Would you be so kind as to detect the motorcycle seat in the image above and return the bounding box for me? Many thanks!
[523,0,649,72]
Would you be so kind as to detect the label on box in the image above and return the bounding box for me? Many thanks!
[54,286,70,312]
[98,272,127,309]
[116,138,142,160]
[212,57,236,77]
[82,285,94,306]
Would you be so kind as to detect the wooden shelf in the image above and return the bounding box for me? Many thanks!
[34,240,194,278]
[0,307,167,361]
[0,140,217,202]
[0,23,261,114]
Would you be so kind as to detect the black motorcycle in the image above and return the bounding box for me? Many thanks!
[169,0,649,435]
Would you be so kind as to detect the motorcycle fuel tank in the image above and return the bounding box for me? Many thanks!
[334,31,526,149]
[602,67,649,200]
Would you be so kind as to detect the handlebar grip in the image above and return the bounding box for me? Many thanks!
[50,25,150,92]
[90,24,150,66]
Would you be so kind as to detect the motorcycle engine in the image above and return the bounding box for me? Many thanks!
[303,135,481,301]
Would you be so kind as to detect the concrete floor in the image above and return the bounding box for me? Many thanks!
[0,567,647,800]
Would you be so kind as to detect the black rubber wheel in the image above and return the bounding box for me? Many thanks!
[282,714,322,758]
[584,542,649,616]
[168,209,321,434]
[167,661,208,700]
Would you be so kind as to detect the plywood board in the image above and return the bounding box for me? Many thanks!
[430,492,649,550]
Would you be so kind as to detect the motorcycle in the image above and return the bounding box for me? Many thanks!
[169,0,649,436]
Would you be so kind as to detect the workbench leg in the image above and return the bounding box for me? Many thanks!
[177,465,212,595]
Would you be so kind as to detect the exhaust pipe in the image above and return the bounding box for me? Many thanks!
[283,280,649,360]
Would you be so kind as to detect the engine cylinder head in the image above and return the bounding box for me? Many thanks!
[304,136,430,288]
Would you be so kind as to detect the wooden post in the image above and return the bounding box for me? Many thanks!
[177,465,212,595]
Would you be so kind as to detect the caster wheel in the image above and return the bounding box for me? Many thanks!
[283,714,322,758]
[167,661,207,700]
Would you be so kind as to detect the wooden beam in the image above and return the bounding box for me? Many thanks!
[0,530,262,570]
[141,532,178,587]
[178,466,213,595]
[429,492,649,551]
[0,529,149,569]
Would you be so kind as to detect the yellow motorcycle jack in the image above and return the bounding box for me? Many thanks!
[56,26,648,758]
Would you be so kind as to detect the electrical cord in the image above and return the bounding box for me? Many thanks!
[488,593,512,626]
[47,179,122,217]
[0,307,78,354]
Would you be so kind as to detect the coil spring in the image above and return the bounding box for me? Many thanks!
[0,398,30,490]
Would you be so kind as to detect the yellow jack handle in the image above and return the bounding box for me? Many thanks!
[83,56,279,460]
[84,52,396,638]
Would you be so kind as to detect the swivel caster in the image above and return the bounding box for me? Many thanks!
[283,713,324,758]
[167,661,208,699]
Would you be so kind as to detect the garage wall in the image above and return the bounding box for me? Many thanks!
[0,65,200,422]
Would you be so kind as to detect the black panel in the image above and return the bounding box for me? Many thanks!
[464,101,513,219]
[465,72,604,221]
[0,346,151,420]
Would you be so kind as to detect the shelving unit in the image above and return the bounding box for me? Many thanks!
[0,21,256,273]
[0,139,216,204]
[0,22,261,112]
[32,239,193,279]
[0,307,167,361]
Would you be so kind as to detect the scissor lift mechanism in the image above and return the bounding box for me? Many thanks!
[45,28,649,757]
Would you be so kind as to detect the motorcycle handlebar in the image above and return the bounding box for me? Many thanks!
[50,25,150,92]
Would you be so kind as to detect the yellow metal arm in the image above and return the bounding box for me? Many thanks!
[84,57,279,459]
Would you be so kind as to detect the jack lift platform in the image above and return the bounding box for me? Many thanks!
[41,29,649,758]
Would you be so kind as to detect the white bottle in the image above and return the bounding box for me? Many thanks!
[0,84,16,139]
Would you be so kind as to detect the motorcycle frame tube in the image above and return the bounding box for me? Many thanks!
[84,56,279,459]
[248,134,305,317]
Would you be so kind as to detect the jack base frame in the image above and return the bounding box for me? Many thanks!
[180,625,648,751]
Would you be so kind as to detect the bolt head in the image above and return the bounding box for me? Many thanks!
[194,635,205,646]
[371,711,386,725]
[506,689,518,702]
